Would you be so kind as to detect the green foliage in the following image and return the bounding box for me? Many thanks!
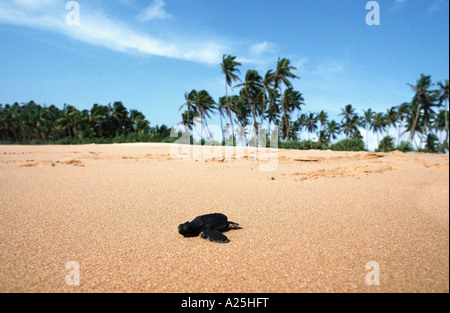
[330,138,365,152]
[377,136,395,152]
[0,101,174,145]
[297,140,327,150]
[279,140,300,150]
[2,70,448,154]
[278,140,328,150]
[396,141,414,152]
[424,133,440,153]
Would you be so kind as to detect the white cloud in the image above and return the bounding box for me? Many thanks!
[392,0,407,10]
[428,0,447,13]
[10,0,59,11]
[249,41,276,56]
[293,58,308,75]
[312,61,345,77]
[119,0,134,5]
[138,0,171,22]
[0,0,223,64]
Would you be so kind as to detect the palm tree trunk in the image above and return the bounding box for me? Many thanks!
[283,112,289,141]
[225,84,234,142]
[199,114,211,140]
[280,87,290,141]
[67,123,73,140]
[261,93,267,127]
[204,122,212,140]
[419,121,427,150]
[366,125,369,150]
[251,99,258,141]
[219,111,224,143]
[186,108,190,134]
[445,99,449,149]
[409,103,421,143]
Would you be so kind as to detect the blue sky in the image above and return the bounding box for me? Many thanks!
[0,0,449,142]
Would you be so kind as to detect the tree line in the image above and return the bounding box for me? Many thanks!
[179,55,449,153]
[0,101,172,144]
[1,56,448,153]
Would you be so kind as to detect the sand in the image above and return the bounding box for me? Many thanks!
[0,143,448,293]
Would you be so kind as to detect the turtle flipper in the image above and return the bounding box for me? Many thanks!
[200,229,230,243]
[227,222,240,229]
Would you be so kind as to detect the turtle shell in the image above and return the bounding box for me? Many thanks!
[192,213,229,230]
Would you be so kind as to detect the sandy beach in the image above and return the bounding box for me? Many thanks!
[0,143,448,293]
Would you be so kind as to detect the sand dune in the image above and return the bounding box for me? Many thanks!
[0,143,448,292]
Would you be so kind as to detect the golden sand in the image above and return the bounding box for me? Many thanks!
[0,143,448,293]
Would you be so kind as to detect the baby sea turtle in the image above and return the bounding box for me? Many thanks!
[178,213,240,243]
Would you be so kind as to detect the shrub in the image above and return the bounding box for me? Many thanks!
[297,140,327,150]
[278,140,328,150]
[377,136,395,152]
[330,138,365,152]
[424,133,439,153]
[280,140,300,150]
[396,141,414,153]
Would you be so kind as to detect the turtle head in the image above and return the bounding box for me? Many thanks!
[178,222,198,237]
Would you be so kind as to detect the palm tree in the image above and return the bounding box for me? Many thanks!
[179,92,197,133]
[59,104,80,140]
[316,110,329,133]
[279,113,292,141]
[396,102,410,146]
[129,109,150,135]
[221,55,242,139]
[362,108,375,150]
[90,103,110,138]
[217,96,229,141]
[11,103,25,141]
[280,88,304,140]
[407,74,437,146]
[296,113,307,140]
[0,104,6,141]
[180,109,199,134]
[433,110,447,139]
[236,70,263,130]
[318,130,330,145]
[425,133,439,153]
[372,112,387,148]
[110,101,129,137]
[47,104,63,141]
[419,91,440,148]
[437,79,449,151]
[261,70,277,126]
[264,98,280,135]
[304,113,318,141]
[386,106,398,136]
[78,109,95,140]
[22,101,41,141]
[231,94,251,143]
[339,104,359,139]
[186,90,216,139]
[325,120,341,141]
[264,88,280,133]
[405,100,423,149]
[1,101,163,143]
[273,58,299,140]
